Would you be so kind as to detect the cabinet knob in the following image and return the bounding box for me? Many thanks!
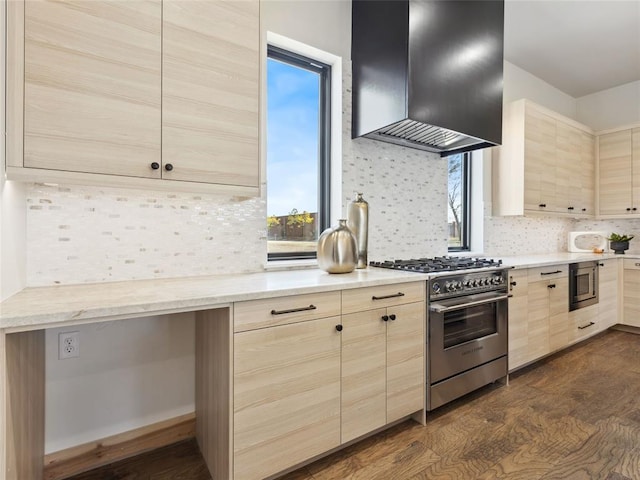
[633,208,638,211]
[539,204,547,208]
[335,324,343,332]
[165,163,174,172]
[582,208,587,212]
[598,263,604,267]
[150,162,160,170]
[389,314,396,321]
[381,315,389,322]
[627,208,632,211]
[547,284,556,289]
[510,281,517,287]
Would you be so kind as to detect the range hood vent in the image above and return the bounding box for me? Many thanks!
[352,0,504,157]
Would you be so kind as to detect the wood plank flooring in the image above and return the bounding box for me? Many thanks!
[68,330,640,480]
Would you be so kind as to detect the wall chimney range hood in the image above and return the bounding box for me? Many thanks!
[351,0,505,156]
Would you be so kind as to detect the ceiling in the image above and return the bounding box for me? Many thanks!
[504,0,640,98]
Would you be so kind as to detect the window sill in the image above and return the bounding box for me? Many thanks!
[448,251,485,257]
[264,258,319,272]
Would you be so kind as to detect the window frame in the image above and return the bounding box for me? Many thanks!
[266,45,332,261]
[447,152,472,252]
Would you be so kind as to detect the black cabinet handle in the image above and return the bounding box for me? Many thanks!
[578,322,595,330]
[547,284,556,289]
[270,305,316,315]
[599,263,604,267]
[150,162,160,170]
[389,314,396,321]
[568,207,574,210]
[510,281,517,287]
[372,292,405,301]
[539,204,547,208]
[633,208,638,211]
[541,270,562,276]
[335,324,343,332]
[627,208,632,211]
[582,208,587,212]
[165,163,174,171]
[382,315,389,322]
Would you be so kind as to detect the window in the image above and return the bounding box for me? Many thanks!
[447,152,471,251]
[266,45,331,260]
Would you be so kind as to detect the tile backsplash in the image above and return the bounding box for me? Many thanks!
[26,184,267,285]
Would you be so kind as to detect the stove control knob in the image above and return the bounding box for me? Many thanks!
[445,282,455,292]
[492,277,502,285]
[472,279,480,287]
[463,279,473,288]
[432,282,441,294]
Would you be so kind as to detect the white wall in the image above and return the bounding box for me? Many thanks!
[503,61,577,120]
[45,314,195,453]
[576,80,640,131]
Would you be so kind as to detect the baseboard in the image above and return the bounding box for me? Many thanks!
[43,412,196,480]
[611,324,640,334]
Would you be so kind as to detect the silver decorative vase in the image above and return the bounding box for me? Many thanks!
[347,193,369,269]
[317,219,357,274]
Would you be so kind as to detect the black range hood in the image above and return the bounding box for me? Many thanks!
[351,0,504,157]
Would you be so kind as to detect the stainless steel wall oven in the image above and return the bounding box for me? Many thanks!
[569,261,599,311]
[427,269,509,410]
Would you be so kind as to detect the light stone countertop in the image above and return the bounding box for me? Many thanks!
[500,252,640,269]
[3,252,640,332]
[0,268,429,332]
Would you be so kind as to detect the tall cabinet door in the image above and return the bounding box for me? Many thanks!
[234,317,341,480]
[598,130,633,215]
[633,128,640,211]
[24,0,162,177]
[341,309,387,443]
[524,108,556,212]
[163,0,260,187]
[386,301,424,423]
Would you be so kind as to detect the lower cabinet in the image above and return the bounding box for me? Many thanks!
[231,282,425,480]
[233,316,342,480]
[341,301,424,443]
[623,259,640,327]
[598,258,620,328]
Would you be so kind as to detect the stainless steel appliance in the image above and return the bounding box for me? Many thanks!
[427,269,509,410]
[569,261,599,311]
[370,257,509,410]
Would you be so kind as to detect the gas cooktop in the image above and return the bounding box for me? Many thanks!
[369,256,504,273]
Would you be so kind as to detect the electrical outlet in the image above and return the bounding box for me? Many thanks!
[58,331,80,359]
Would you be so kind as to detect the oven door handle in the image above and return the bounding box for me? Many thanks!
[429,294,511,314]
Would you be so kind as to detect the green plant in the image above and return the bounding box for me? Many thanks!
[607,233,635,242]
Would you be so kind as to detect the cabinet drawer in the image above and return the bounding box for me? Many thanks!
[528,264,568,281]
[234,291,341,332]
[623,259,640,270]
[342,282,425,315]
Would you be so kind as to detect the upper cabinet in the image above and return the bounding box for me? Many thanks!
[6,0,260,195]
[493,99,595,218]
[597,127,640,217]
[162,0,259,187]
[22,1,162,178]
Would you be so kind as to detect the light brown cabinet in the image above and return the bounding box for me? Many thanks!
[341,284,425,443]
[230,282,425,480]
[22,0,162,178]
[494,99,595,217]
[527,266,568,357]
[622,259,640,327]
[162,0,259,187]
[598,259,620,329]
[597,127,640,217]
[507,269,529,370]
[233,316,342,480]
[7,0,260,195]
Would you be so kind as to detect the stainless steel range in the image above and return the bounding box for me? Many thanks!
[371,257,509,411]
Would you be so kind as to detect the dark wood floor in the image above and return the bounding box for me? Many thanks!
[69,330,640,480]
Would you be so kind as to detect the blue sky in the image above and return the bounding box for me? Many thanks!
[267,58,320,217]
